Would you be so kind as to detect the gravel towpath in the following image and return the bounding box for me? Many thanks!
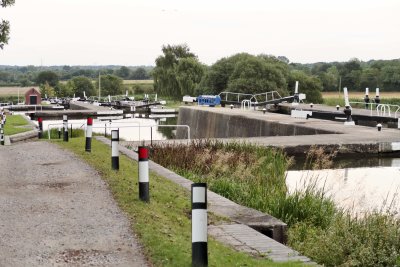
[0,141,149,267]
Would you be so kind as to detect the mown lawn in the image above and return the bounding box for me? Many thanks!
[4,114,33,135]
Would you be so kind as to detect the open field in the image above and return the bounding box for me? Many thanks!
[322,91,400,99]
[123,79,153,84]
[0,87,38,96]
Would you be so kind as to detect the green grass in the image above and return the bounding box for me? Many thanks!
[149,141,400,267]
[55,137,305,267]
[4,114,32,135]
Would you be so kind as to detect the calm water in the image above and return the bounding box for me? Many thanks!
[286,165,400,215]
[36,116,179,142]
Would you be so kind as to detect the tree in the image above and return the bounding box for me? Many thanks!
[66,76,95,97]
[40,82,55,98]
[175,57,205,96]
[200,53,289,96]
[152,44,202,99]
[95,74,123,96]
[0,0,15,49]
[227,55,287,95]
[36,71,59,87]
[115,66,131,79]
[131,67,150,80]
[289,70,323,103]
[360,67,380,91]
[339,59,362,90]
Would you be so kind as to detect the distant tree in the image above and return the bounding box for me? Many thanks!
[200,53,289,96]
[131,67,150,80]
[319,66,339,91]
[360,68,380,91]
[227,55,287,95]
[95,74,123,96]
[36,71,59,87]
[175,57,205,96]
[39,82,55,98]
[55,83,73,97]
[115,66,131,79]
[0,0,15,49]
[66,76,95,97]
[380,65,400,91]
[339,59,362,90]
[153,44,201,99]
[289,70,323,103]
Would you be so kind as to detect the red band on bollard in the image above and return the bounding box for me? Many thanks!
[38,117,43,123]
[138,147,148,160]
[87,117,93,125]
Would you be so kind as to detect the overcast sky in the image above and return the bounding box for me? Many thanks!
[1,0,399,66]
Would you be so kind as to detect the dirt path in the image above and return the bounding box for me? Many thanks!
[0,141,149,266]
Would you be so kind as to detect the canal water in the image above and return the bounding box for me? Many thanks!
[36,115,179,142]
[286,157,400,216]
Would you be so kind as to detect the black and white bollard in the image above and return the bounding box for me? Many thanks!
[375,88,380,106]
[192,183,208,267]
[138,146,150,202]
[38,117,43,139]
[85,117,93,152]
[377,123,382,131]
[336,105,340,111]
[310,103,314,108]
[262,108,266,114]
[0,126,4,146]
[230,104,233,109]
[63,115,68,142]
[364,87,370,109]
[111,130,119,170]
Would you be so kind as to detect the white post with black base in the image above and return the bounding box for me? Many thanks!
[63,115,69,142]
[343,87,355,126]
[0,125,4,146]
[191,183,208,267]
[111,130,119,170]
[138,146,150,202]
[85,117,93,152]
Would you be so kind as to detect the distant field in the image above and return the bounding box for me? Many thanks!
[123,80,153,84]
[0,87,37,96]
[322,91,400,99]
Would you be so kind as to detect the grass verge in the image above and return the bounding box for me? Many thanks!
[55,137,305,267]
[149,141,400,267]
[4,114,32,135]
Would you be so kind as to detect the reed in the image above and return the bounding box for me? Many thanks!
[149,141,400,266]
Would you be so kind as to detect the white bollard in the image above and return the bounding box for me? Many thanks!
[192,183,208,267]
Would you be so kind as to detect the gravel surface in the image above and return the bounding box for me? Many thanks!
[0,141,149,267]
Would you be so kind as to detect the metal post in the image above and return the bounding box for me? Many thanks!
[38,117,43,139]
[111,130,119,170]
[70,124,73,138]
[63,115,68,142]
[138,146,150,202]
[192,183,208,267]
[85,117,93,152]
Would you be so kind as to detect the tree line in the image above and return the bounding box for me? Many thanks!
[0,65,152,87]
[153,45,400,103]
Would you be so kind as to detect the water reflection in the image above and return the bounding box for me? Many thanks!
[38,116,178,142]
[286,167,400,216]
